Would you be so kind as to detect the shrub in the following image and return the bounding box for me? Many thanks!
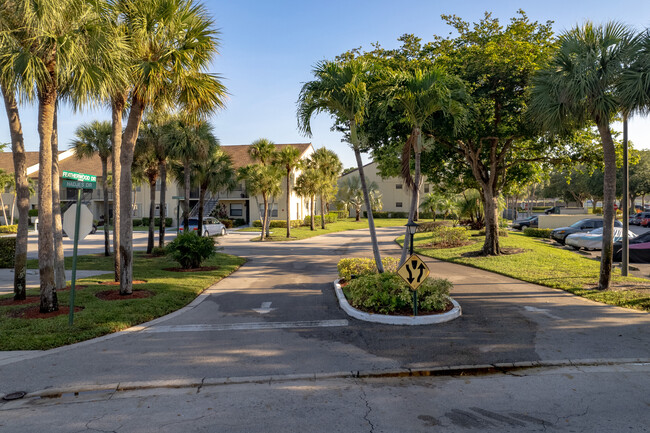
[344,272,451,314]
[458,219,484,230]
[220,219,234,228]
[28,209,38,217]
[0,225,18,234]
[233,218,247,227]
[337,257,400,280]
[253,219,301,228]
[523,228,552,238]
[428,226,470,248]
[364,211,408,218]
[132,219,143,226]
[141,217,173,227]
[416,221,451,233]
[477,228,509,237]
[166,233,216,269]
[302,213,338,226]
[0,237,16,268]
[151,246,167,257]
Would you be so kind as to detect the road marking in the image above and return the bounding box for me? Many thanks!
[252,302,275,314]
[142,320,349,333]
[523,306,561,320]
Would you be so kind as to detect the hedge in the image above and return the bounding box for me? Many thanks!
[337,257,400,280]
[416,221,451,233]
[253,219,302,228]
[0,225,18,234]
[523,228,552,238]
[0,237,16,268]
[28,209,38,217]
[364,211,409,219]
[141,217,173,227]
[303,213,338,226]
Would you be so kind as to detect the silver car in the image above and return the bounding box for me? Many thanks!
[180,217,227,237]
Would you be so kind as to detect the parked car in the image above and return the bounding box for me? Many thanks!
[544,206,563,215]
[565,227,636,251]
[550,218,622,244]
[511,216,538,230]
[179,217,227,237]
[631,211,650,226]
[613,231,650,263]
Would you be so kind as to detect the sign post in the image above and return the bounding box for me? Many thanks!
[397,254,430,316]
[62,171,96,325]
[172,196,185,235]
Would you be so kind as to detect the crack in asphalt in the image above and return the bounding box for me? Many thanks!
[196,377,206,394]
[356,380,375,433]
[83,414,122,433]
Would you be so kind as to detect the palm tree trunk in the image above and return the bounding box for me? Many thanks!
[2,85,28,300]
[350,121,384,273]
[310,195,315,230]
[37,78,58,313]
[184,161,191,232]
[261,194,268,241]
[320,193,325,229]
[10,193,15,224]
[355,206,360,221]
[111,94,125,282]
[51,105,66,291]
[0,194,7,225]
[400,134,423,266]
[147,176,156,253]
[286,170,291,238]
[102,158,110,256]
[198,187,206,235]
[119,96,145,296]
[158,160,167,247]
[597,121,616,290]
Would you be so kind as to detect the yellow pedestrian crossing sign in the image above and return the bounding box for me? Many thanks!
[397,254,430,290]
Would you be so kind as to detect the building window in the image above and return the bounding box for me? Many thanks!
[233,182,242,191]
[396,184,403,189]
[396,202,403,208]
[259,203,278,218]
[424,184,429,193]
[230,203,243,217]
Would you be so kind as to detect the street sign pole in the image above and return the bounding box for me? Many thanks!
[68,187,82,326]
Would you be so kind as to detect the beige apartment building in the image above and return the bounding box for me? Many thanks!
[338,161,432,216]
[0,143,314,226]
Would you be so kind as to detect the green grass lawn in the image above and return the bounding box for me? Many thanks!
[240,218,413,241]
[2,251,245,350]
[400,231,650,311]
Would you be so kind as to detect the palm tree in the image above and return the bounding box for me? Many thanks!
[114,0,226,295]
[298,59,384,272]
[529,22,638,290]
[191,148,236,234]
[238,163,282,240]
[0,169,12,225]
[295,167,319,230]
[248,138,278,237]
[72,121,113,256]
[274,146,303,237]
[337,176,381,221]
[388,67,465,264]
[165,119,219,232]
[310,148,343,229]
[133,131,160,253]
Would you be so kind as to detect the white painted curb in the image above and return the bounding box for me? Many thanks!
[333,278,461,325]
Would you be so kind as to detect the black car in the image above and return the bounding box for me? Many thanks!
[550,218,622,244]
[512,216,538,230]
[613,231,650,263]
[544,206,563,214]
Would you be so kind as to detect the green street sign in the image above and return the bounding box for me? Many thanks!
[62,179,96,190]
[62,170,97,183]
[172,196,185,200]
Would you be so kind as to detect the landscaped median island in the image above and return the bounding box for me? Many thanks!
[399,228,650,311]
[0,250,245,350]
[334,258,462,325]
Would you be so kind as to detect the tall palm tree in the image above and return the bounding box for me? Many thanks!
[72,121,113,256]
[529,22,638,290]
[165,118,219,232]
[133,130,160,253]
[238,163,282,240]
[295,167,319,231]
[0,169,12,225]
[274,146,303,237]
[114,0,226,295]
[310,148,342,229]
[389,67,466,264]
[191,148,236,234]
[248,138,278,237]
[298,59,384,272]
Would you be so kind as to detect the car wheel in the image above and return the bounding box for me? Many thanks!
[203,230,209,237]
[221,228,226,236]
[521,224,528,230]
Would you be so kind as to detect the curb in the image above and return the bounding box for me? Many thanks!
[2,358,648,406]
[333,279,462,325]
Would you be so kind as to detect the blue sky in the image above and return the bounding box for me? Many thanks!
[2,0,650,169]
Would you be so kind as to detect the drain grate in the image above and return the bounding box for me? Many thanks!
[2,391,26,401]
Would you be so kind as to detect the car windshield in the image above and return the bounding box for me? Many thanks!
[188,219,199,225]
[586,228,604,235]
[569,220,590,228]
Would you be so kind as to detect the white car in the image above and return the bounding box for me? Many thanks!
[565,227,636,251]
[179,217,227,237]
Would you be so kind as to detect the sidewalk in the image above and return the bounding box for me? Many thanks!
[0,269,111,295]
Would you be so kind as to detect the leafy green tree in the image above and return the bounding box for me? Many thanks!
[529,21,639,289]
[298,59,384,272]
[72,121,113,256]
[274,146,303,238]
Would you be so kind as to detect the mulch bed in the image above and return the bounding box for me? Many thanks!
[351,301,454,317]
[7,305,84,319]
[162,266,219,272]
[95,289,155,300]
[98,280,147,285]
[0,296,40,306]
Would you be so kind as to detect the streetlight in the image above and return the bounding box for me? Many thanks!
[406,221,419,256]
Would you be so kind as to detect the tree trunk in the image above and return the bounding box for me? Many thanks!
[198,186,206,235]
[355,206,360,221]
[261,194,268,241]
[10,192,15,224]
[37,79,58,313]
[400,133,423,266]
[310,195,315,231]
[350,120,383,273]
[482,188,501,255]
[158,160,166,247]
[147,175,156,253]
[320,193,325,229]
[102,158,110,256]
[119,97,145,295]
[184,161,191,232]
[596,121,616,290]
[51,105,66,291]
[286,169,291,238]
[0,193,7,225]
[111,94,125,282]
[1,85,28,300]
